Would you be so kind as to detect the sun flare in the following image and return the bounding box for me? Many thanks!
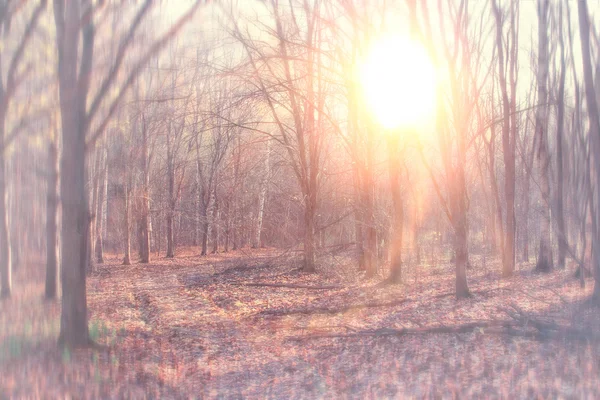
[360,35,437,130]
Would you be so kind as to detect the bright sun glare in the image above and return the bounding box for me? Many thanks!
[360,35,437,130]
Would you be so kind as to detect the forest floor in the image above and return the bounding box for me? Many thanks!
[2,247,600,399]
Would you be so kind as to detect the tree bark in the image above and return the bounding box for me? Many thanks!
[122,181,131,265]
[53,0,93,347]
[0,106,11,299]
[492,0,516,277]
[303,192,316,272]
[45,137,59,299]
[577,0,600,299]
[386,135,403,284]
[555,3,567,269]
[211,184,219,254]
[166,146,175,258]
[95,146,106,264]
[137,117,150,263]
[362,134,378,277]
[255,138,271,248]
[88,147,101,274]
[453,143,471,298]
[535,0,553,273]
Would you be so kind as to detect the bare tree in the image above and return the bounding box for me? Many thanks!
[0,0,46,298]
[553,1,567,270]
[535,0,553,273]
[577,0,600,299]
[492,0,519,277]
[52,0,202,347]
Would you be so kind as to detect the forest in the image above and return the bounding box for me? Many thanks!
[1,0,600,397]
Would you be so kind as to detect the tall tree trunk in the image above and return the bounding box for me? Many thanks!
[166,152,175,258]
[555,4,567,269]
[122,182,131,265]
[88,148,101,274]
[211,185,219,254]
[577,0,600,299]
[45,137,59,299]
[200,215,209,255]
[255,139,271,248]
[386,135,403,284]
[352,165,366,270]
[231,143,240,252]
[137,117,150,263]
[95,146,106,264]
[453,159,470,298]
[492,0,516,277]
[303,190,316,272]
[362,134,378,277]
[10,155,20,273]
[224,196,230,252]
[535,0,553,273]
[0,107,11,298]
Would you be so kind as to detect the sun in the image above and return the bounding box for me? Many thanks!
[359,34,437,130]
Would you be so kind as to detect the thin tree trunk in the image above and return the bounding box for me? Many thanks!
[303,192,316,272]
[352,165,366,270]
[95,146,106,264]
[10,155,20,273]
[88,148,101,274]
[577,0,600,299]
[453,152,471,298]
[211,184,219,254]
[122,181,131,265]
[386,135,403,284]
[45,137,59,299]
[555,4,567,269]
[363,135,377,277]
[137,117,150,263]
[492,0,515,277]
[166,151,175,258]
[224,196,230,252]
[255,139,271,248]
[0,106,11,298]
[535,0,553,273]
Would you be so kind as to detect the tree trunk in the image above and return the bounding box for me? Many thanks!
[535,0,553,273]
[122,182,131,265]
[211,185,219,254]
[386,135,403,284]
[137,118,150,263]
[352,164,366,270]
[303,192,316,272]
[0,107,11,298]
[555,5,567,269]
[577,0,600,300]
[95,146,106,264]
[492,0,516,277]
[88,148,101,274]
[454,210,470,299]
[45,138,59,299]
[224,196,230,252]
[362,135,378,277]
[166,153,175,258]
[9,155,20,273]
[255,138,271,248]
[453,153,471,298]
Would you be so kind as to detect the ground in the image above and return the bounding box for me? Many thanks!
[1,247,599,398]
